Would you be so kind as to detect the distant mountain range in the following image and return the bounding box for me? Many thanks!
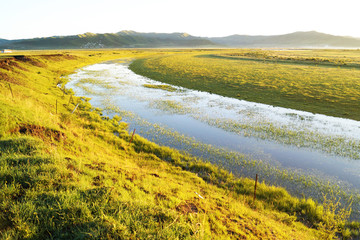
[209,31,360,48]
[0,39,10,45]
[1,31,360,49]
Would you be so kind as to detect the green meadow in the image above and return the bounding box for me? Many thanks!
[130,49,360,121]
[0,50,358,239]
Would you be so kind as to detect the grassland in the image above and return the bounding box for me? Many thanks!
[0,50,358,239]
[130,49,360,121]
[143,84,177,92]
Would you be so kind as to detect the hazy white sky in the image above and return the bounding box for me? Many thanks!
[1,0,359,40]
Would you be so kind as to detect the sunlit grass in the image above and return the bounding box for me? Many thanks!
[130,49,360,121]
[0,49,358,239]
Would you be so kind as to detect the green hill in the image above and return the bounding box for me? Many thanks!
[0,32,216,50]
[0,39,9,45]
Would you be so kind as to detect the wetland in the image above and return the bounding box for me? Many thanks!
[66,59,360,219]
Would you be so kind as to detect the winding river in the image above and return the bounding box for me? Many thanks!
[66,60,360,219]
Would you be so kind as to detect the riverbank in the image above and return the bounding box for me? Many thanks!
[129,49,360,121]
[0,50,357,239]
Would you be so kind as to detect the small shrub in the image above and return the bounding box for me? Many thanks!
[317,193,352,239]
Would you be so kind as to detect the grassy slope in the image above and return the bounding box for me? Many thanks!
[129,49,360,121]
[0,50,354,239]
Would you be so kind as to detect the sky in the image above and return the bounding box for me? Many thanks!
[1,0,359,40]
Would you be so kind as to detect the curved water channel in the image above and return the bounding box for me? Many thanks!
[66,60,360,219]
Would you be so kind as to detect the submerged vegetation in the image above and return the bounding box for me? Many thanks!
[0,49,359,239]
[102,99,360,208]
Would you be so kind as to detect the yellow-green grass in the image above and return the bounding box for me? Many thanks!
[143,84,177,92]
[219,49,360,68]
[0,50,356,239]
[130,49,360,121]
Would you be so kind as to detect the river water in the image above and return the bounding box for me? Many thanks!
[66,60,360,219]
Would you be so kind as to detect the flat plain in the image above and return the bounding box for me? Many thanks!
[130,49,360,121]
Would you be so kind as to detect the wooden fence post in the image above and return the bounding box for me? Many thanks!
[129,129,136,145]
[68,95,73,106]
[8,83,14,99]
[71,103,80,114]
[253,174,258,202]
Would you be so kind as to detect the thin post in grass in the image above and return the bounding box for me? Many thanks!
[253,174,258,202]
[8,83,14,99]
[68,95,73,106]
[129,128,136,145]
[71,103,80,114]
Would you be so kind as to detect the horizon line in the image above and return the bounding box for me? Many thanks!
[2,30,359,41]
